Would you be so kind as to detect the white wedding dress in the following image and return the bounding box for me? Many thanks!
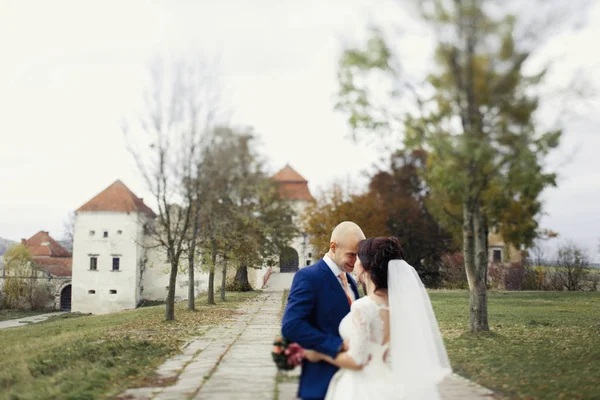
[325,296,400,399]
[325,260,452,400]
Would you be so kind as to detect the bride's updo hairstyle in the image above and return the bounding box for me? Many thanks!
[357,237,404,292]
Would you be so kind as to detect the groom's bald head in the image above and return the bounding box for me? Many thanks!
[328,221,366,273]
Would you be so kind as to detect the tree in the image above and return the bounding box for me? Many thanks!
[61,211,76,252]
[196,126,241,303]
[1,245,51,310]
[368,150,457,287]
[303,149,457,287]
[304,183,389,259]
[124,57,217,321]
[212,128,297,291]
[335,0,589,331]
[2,245,33,309]
[554,242,590,291]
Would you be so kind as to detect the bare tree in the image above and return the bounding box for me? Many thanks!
[554,242,590,291]
[124,56,219,321]
[61,211,76,252]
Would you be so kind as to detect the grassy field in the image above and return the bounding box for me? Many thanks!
[0,291,260,400]
[431,291,600,399]
[279,289,599,399]
[0,310,52,322]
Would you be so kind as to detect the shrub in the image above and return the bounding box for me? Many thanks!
[554,243,590,291]
[30,283,54,310]
[440,253,468,289]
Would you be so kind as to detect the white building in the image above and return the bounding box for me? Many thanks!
[71,180,208,315]
[71,166,316,314]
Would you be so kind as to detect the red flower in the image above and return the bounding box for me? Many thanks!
[285,343,305,367]
[272,336,304,371]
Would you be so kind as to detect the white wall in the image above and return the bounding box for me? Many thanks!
[71,212,144,314]
[142,243,210,302]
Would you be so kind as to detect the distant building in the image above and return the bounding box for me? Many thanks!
[70,180,207,315]
[271,164,317,272]
[488,230,522,265]
[0,231,72,310]
[233,165,318,290]
[3,165,316,314]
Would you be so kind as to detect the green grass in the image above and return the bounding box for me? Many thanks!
[430,290,600,399]
[0,291,260,400]
[0,310,52,322]
[279,288,600,399]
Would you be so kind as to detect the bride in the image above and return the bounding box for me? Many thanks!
[304,237,452,399]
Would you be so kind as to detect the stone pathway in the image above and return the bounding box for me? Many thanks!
[0,312,66,330]
[119,272,497,400]
[119,290,280,400]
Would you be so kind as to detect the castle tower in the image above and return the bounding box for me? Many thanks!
[71,180,156,314]
[271,164,317,273]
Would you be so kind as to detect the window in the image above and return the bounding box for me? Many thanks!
[103,231,108,238]
[112,257,120,271]
[117,230,122,235]
[89,230,95,236]
[493,249,502,263]
[90,257,98,270]
[306,260,311,266]
[109,289,117,294]
[88,290,96,294]
[308,252,312,258]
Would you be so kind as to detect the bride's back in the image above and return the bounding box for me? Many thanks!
[339,296,392,366]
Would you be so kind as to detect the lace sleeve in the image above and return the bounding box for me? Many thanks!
[346,299,374,365]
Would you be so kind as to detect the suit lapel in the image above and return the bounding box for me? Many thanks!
[347,273,360,299]
[318,260,351,306]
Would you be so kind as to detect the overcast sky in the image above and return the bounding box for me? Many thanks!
[1,0,598,259]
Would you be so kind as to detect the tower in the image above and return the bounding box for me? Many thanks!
[71,180,156,314]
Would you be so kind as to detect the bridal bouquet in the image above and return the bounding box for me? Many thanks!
[272,336,305,370]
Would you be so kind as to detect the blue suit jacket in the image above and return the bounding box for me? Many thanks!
[281,258,360,400]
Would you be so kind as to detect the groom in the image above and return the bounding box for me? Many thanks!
[282,221,365,400]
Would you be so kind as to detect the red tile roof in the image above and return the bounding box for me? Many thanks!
[24,231,71,258]
[271,165,314,201]
[76,180,157,217]
[272,165,308,183]
[33,257,72,277]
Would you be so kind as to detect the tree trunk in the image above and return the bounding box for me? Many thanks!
[165,255,179,321]
[463,199,490,332]
[207,239,216,305]
[232,264,253,292]
[188,211,200,311]
[187,248,195,311]
[220,254,227,301]
[483,213,489,286]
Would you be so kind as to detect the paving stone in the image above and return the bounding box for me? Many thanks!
[118,387,161,400]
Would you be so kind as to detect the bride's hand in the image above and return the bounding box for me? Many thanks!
[342,339,350,352]
[303,350,322,363]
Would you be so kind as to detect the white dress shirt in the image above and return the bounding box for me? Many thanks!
[324,254,356,301]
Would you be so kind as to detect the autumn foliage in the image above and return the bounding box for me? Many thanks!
[304,150,457,287]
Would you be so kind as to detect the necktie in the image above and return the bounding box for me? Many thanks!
[338,273,353,307]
